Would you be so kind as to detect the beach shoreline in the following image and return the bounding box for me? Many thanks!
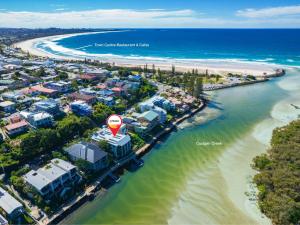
[14,32,281,76]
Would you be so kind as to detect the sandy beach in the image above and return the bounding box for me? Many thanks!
[14,32,280,76]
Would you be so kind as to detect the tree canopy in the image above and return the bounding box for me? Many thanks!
[252,119,300,225]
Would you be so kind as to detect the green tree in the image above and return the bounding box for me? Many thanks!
[92,103,114,124]
[193,77,203,98]
[171,65,175,76]
[252,119,300,225]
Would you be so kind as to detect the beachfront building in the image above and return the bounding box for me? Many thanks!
[70,100,92,116]
[0,187,23,219]
[66,142,109,171]
[23,159,80,199]
[91,127,132,159]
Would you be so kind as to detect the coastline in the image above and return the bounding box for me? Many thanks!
[14,32,281,76]
[9,32,295,225]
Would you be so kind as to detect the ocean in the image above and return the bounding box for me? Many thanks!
[37,29,300,66]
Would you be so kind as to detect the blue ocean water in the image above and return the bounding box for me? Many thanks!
[39,29,300,66]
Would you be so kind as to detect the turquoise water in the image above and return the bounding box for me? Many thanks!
[62,69,300,225]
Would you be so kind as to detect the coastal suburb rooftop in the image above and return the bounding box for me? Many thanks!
[23,159,76,191]
[91,127,130,146]
[0,187,23,216]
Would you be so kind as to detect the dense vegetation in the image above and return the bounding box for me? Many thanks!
[0,115,94,171]
[252,119,300,225]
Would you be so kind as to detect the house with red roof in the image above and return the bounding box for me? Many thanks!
[68,92,97,105]
[4,120,29,136]
[31,85,58,97]
[111,87,125,96]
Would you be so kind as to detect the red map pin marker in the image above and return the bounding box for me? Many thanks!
[107,114,122,136]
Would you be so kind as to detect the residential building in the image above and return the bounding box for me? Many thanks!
[80,87,97,96]
[128,74,142,82]
[4,120,29,136]
[91,127,132,159]
[79,74,99,83]
[68,92,97,105]
[66,142,109,171]
[0,79,22,89]
[70,100,92,116]
[111,87,125,96]
[137,111,160,131]
[97,96,115,107]
[20,111,53,128]
[44,81,71,93]
[0,101,16,113]
[31,84,58,97]
[23,159,80,199]
[84,68,109,80]
[0,187,23,219]
[1,91,23,102]
[151,107,167,124]
[32,99,61,116]
[97,89,114,97]
[0,214,8,225]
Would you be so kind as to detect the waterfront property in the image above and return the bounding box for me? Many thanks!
[91,127,132,159]
[137,110,160,131]
[23,159,80,199]
[0,187,23,219]
[66,142,109,171]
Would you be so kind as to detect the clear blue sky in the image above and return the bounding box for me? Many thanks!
[0,0,300,28]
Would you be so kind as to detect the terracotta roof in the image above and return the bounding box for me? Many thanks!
[31,85,57,94]
[69,92,96,101]
[95,84,107,89]
[5,120,28,131]
[20,87,39,95]
[111,87,123,92]
[80,74,97,80]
